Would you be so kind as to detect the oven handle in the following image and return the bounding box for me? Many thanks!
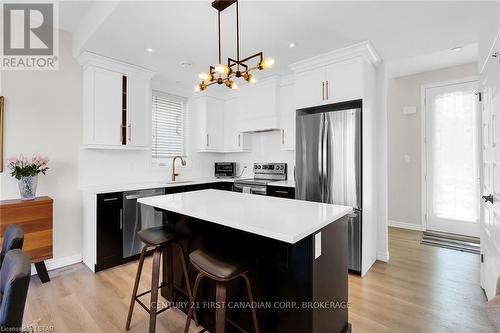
[251,188,267,195]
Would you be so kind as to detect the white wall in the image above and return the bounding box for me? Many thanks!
[478,1,500,73]
[387,63,478,230]
[223,131,295,179]
[0,31,83,268]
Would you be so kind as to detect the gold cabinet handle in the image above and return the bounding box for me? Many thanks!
[326,80,329,100]
[322,81,325,101]
[206,134,209,147]
[282,129,285,144]
[127,124,131,142]
[238,133,241,147]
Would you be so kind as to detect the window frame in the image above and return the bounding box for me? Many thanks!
[151,90,187,164]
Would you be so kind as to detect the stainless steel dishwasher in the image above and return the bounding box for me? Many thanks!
[123,188,165,258]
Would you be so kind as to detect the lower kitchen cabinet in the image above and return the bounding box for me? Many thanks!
[267,185,295,199]
[96,192,123,272]
[87,182,235,272]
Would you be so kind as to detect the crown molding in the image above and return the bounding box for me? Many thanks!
[289,40,381,73]
[76,51,156,79]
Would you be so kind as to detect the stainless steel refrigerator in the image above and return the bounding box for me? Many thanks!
[296,101,362,273]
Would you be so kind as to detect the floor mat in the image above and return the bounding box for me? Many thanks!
[421,230,480,254]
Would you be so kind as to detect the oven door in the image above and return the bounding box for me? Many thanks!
[233,183,267,195]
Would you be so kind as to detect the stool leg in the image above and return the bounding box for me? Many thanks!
[149,247,162,333]
[215,281,227,333]
[165,243,174,300]
[184,272,204,333]
[126,246,148,330]
[173,242,198,326]
[242,273,260,333]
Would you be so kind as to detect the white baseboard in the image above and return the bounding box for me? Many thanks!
[30,254,82,276]
[377,250,389,262]
[388,219,424,231]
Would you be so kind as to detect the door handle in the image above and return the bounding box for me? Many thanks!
[482,194,494,204]
[119,208,123,230]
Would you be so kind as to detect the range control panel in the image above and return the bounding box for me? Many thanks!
[254,163,287,179]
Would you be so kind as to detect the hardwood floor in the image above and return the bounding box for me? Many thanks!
[23,227,492,332]
[349,228,492,333]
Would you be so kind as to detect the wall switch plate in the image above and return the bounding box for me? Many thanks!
[403,106,417,115]
[314,232,322,259]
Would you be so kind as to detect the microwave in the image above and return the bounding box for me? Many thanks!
[215,162,236,178]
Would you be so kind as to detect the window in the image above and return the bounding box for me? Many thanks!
[152,91,186,161]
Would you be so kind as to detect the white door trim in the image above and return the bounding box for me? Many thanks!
[420,76,479,232]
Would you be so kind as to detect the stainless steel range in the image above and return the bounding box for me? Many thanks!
[233,163,287,195]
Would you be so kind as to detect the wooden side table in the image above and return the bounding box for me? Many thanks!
[0,196,53,283]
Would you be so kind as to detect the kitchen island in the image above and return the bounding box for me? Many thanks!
[139,189,352,333]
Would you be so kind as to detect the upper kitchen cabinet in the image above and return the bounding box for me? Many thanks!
[192,94,225,152]
[78,52,155,149]
[223,97,251,152]
[279,77,295,150]
[237,76,280,132]
[290,42,379,110]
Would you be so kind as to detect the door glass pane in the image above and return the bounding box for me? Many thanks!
[430,87,478,222]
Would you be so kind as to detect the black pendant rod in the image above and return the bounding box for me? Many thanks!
[218,10,222,65]
[236,0,240,71]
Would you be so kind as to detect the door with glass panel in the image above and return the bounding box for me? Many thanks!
[424,80,480,237]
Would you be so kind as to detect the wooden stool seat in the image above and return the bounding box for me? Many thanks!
[138,226,187,246]
[189,248,253,281]
[126,226,195,333]
[184,248,259,333]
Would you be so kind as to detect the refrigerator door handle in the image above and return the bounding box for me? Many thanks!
[318,114,326,202]
[323,114,330,203]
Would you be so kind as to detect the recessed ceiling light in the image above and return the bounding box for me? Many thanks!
[289,43,296,48]
[147,48,153,53]
[451,46,462,52]
[179,60,192,68]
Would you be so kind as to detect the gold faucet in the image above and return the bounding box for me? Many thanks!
[171,156,186,182]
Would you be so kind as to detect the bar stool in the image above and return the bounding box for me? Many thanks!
[126,226,196,333]
[184,248,259,333]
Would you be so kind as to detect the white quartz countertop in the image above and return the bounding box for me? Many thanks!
[268,180,295,188]
[79,177,233,194]
[138,189,351,244]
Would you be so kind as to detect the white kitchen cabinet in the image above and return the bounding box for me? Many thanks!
[237,77,279,132]
[294,67,326,110]
[325,58,363,103]
[292,56,365,110]
[224,97,251,152]
[78,52,155,149]
[193,95,225,152]
[279,81,296,150]
[91,68,123,146]
[126,76,151,147]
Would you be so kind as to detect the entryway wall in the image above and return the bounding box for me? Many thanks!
[387,63,478,231]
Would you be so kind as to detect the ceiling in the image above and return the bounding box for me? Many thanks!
[60,1,497,92]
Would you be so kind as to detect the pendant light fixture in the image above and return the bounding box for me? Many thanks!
[195,0,275,92]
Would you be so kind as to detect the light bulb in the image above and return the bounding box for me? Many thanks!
[198,72,209,80]
[232,82,239,90]
[194,85,201,92]
[249,75,257,83]
[215,64,225,74]
[263,57,275,68]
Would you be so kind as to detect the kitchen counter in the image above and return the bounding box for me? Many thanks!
[140,189,351,333]
[79,177,234,194]
[138,189,351,243]
[268,180,295,188]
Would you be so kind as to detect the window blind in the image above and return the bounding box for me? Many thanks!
[152,91,185,159]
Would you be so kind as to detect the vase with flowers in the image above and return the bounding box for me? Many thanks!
[6,154,49,200]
